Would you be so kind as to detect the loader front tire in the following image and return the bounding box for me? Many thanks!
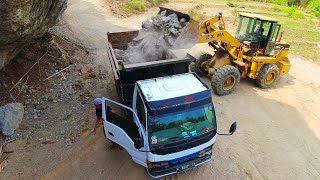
[256,64,279,89]
[194,53,213,77]
[211,65,240,96]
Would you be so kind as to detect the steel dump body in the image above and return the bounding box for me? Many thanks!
[106,31,194,105]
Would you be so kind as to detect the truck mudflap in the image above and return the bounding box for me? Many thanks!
[147,147,212,178]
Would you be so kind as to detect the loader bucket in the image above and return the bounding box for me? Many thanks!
[158,7,199,49]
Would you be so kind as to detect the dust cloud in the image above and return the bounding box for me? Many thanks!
[114,11,187,64]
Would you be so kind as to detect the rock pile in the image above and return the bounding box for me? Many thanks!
[115,11,188,64]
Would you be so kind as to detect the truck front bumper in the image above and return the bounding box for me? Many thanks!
[147,153,212,178]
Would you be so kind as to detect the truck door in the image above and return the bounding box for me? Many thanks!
[102,97,147,167]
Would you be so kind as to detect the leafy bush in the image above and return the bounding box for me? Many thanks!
[124,0,146,12]
[227,1,237,7]
[308,0,320,18]
[283,6,305,19]
[273,7,282,12]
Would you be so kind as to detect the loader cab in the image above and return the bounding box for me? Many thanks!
[235,13,281,56]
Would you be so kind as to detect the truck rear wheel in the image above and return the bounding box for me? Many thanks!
[194,53,213,77]
[211,65,240,95]
[256,64,279,88]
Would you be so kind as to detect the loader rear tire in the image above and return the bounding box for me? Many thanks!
[194,53,213,77]
[211,65,240,96]
[256,64,279,89]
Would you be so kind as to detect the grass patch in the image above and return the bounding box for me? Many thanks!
[307,17,315,24]
[283,6,305,19]
[227,1,237,7]
[273,6,282,12]
[274,15,320,62]
[111,0,167,17]
[124,0,146,12]
[271,0,288,5]
[291,46,320,63]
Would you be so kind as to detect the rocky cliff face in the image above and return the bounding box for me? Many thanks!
[0,0,67,69]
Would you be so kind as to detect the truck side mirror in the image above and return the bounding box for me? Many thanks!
[134,138,143,149]
[229,122,237,134]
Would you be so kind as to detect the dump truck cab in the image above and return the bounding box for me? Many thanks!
[102,73,233,178]
[235,13,283,56]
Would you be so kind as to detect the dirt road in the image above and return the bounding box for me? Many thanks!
[2,0,320,179]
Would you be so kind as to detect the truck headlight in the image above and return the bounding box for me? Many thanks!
[147,160,169,168]
[198,147,212,157]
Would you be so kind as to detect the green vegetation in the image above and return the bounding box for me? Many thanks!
[308,0,320,17]
[273,6,282,12]
[307,17,315,24]
[119,0,167,14]
[272,0,288,5]
[227,1,237,7]
[124,0,146,12]
[248,0,320,17]
[283,6,305,19]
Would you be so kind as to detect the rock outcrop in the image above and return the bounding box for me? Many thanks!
[0,0,67,69]
[0,103,24,136]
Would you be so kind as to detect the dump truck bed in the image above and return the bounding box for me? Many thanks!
[106,31,194,105]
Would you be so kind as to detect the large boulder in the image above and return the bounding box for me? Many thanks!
[0,103,24,136]
[0,0,67,69]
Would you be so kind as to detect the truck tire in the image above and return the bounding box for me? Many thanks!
[194,53,213,77]
[211,65,240,96]
[256,64,279,89]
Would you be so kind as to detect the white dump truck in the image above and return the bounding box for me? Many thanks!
[102,18,237,177]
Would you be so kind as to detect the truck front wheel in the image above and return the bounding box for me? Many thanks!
[256,64,279,89]
[211,65,240,95]
[194,53,213,77]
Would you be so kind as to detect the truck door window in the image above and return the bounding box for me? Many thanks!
[136,93,147,129]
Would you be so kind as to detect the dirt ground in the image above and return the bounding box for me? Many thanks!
[1,0,320,179]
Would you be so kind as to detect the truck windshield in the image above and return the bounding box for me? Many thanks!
[148,103,216,146]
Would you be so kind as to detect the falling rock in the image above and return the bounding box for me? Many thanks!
[0,103,24,136]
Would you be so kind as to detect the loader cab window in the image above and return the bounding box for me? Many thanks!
[258,21,272,51]
[235,16,261,42]
[264,23,281,55]
[236,16,261,56]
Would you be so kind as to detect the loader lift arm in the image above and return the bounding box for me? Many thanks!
[197,14,245,61]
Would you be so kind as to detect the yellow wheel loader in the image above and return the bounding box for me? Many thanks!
[185,13,291,95]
